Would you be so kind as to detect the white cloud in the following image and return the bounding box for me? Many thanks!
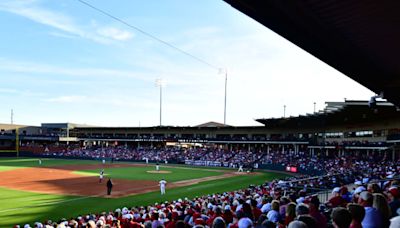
[45,95,86,103]
[0,88,18,94]
[0,58,151,82]
[97,27,133,41]
[0,0,131,44]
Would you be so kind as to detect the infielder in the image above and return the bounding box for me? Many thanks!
[238,163,244,172]
[156,162,160,171]
[99,169,104,183]
[159,178,167,195]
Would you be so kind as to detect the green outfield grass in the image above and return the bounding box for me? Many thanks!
[0,157,288,227]
[0,157,99,171]
[74,166,224,182]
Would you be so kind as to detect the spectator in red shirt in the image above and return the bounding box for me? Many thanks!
[308,196,327,228]
[222,205,234,225]
[251,199,262,221]
[327,187,347,208]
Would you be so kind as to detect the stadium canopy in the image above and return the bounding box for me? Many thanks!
[256,100,400,129]
[223,0,400,106]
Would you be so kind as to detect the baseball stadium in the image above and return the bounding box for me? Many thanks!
[1,1,400,228]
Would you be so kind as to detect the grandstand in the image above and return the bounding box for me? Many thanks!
[1,0,400,227]
[2,100,400,161]
[1,100,400,227]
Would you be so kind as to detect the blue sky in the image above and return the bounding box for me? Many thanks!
[0,0,374,127]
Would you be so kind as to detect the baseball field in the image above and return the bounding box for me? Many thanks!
[0,157,288,227]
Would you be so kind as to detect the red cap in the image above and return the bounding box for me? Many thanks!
[195,218,205,225]
[389,188,399,198]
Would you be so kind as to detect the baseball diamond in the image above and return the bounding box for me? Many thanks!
[0,158,286,227]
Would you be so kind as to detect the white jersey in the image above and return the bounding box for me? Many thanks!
[159,180,167,194]
[159,180,167,188]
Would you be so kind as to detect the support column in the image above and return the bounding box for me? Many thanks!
[392,148,395,161]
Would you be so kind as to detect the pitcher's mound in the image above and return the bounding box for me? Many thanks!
[234,172,250,175]
[147,171,171,174]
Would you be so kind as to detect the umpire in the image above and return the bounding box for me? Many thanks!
[106,178,113,195]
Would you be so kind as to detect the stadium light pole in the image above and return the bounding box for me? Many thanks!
[155,79,164,127]
[11,109,14,124]
[283,105,286,118]
[219,68,228,126]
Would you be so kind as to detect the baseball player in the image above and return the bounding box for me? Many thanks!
[238,163,244,172]
[159,178,167,195]
[38,159,42,165]
[156,162,160,171]
[99,169,104,183]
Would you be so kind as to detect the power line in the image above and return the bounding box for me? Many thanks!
[76,0,220,70]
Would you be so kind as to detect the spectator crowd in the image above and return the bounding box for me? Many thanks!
[17,145,400,228]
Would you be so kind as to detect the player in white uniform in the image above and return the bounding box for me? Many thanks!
[99,169,104,183]
[156,162,160,171]
[38,159,42,165]
[238,163,244,172]
[159,178,167,195]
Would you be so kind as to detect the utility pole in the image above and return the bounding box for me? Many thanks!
[11,109,14,124]
[284,105,286,118]
[224,70,227,125]
[155,79,164,127]
[219,68,228,126]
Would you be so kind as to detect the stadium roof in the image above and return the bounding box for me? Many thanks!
[194,121,230,127]
[256,100,400,128]
[224,0,400,106]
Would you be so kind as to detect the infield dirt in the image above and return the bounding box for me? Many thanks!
[0,164,255,198]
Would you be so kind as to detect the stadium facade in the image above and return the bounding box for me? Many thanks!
[1,100,400,161]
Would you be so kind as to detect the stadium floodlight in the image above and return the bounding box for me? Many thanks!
[283,105,286,118]
[218,68,228,126]
[155,78,165,127]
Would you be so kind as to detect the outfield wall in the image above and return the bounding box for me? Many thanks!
[9,151,323,175]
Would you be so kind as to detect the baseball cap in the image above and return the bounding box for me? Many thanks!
[389,188,400,198]
[360,191,372,201]
[238,217,253,228]
[354,186,366,194]
[332,187,340,194]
